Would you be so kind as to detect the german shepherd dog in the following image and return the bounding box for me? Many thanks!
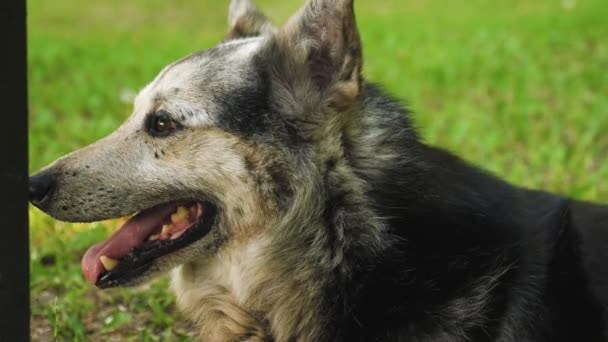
[29,0,608,340]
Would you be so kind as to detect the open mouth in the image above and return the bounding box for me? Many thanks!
[81,201,216,288]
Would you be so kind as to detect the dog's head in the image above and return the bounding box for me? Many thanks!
[29,0,363,288]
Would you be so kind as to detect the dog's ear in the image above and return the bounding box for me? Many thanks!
[227,0,276,39]
[266,0,362,115]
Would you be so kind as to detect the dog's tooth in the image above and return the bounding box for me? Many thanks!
[100,256,118,271]
[148,234,160,241]
[161,224,172,236]
[170,230,186,240]
[171,206,189,223]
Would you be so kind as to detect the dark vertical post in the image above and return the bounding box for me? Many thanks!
[0,0,29,341]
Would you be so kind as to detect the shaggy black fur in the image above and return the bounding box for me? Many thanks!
[336,84,608,341]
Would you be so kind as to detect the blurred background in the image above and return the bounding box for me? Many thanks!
[29,0,608,340]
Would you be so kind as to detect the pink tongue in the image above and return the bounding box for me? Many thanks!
[81,203,178,284]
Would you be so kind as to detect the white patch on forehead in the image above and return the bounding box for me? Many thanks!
[132,61,214,127]
[129,36,265,129]
[133,80,156,109]
[133,62,173,111]
[220,36,264,48]
[223,37,264,61]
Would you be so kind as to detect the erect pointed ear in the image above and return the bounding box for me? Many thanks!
[227,0,276,39]
[267,0,362,114]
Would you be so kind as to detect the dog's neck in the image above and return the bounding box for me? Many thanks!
[171,83,416,340]
[233,84,411,339]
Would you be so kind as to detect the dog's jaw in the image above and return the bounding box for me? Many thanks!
[81,201,219,288]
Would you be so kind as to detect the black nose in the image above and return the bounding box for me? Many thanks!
[29,172,56,204]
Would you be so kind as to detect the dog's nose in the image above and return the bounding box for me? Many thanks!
[29,172,56,204]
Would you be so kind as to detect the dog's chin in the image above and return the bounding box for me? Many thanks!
[79,200,218,289]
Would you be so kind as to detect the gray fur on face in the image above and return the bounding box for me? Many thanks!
[32,0,438,340]
[37,36,269,220]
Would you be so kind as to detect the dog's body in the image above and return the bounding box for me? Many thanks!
[30,0,608,341]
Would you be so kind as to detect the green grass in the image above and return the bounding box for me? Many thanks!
[29,0,608,340]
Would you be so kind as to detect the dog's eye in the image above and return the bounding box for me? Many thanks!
[147,112,178,137]
[153,117,173,132]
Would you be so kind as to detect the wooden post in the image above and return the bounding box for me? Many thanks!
[0,0,30,340]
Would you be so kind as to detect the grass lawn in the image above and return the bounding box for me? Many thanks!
[28,0,608,340]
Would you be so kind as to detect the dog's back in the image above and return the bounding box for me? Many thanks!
[327,82,608,341]
[572,201,608,335]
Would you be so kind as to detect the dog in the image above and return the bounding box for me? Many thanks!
[29,0,608,340]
